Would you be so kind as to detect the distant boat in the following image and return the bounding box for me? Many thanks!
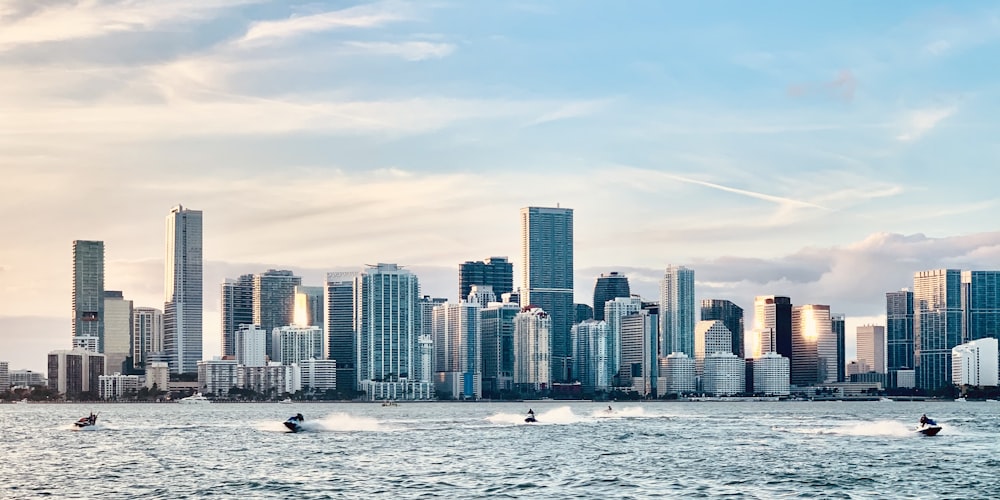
[177,393,211,404]
[381,400,399,407]
[13,399,28,405]
[280,398,292,404]
[955,397,968,402]
[878,397,893,402]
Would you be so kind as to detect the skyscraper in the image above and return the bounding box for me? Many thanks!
[831,313,846,382]
[72,240,104,351]
[459,256,513,301]
[481,299,519,397]
[694,320,733,375]
[572,320,610,393]
[856,325,886,374]
[294,285,324,328]
[604,296,643,385]
[164,205,203,375]
[432,302,482,400]
[619,310,658,395]
[520,206,574,382]
[961,271,1000,343]
[221,274,254,358]
[886,289,914,371]
[325,272,356,391]
[660,265,695,357]
[513,306,551,393]
[593,272,631,321]
[700,299,745,359]
[103,291,133,374]
[914,269,962,390]
[253,269,302,358]
[791,304,832,386]
[132,307,162,370]
[754,295,792,361]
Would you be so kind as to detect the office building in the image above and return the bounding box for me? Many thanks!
[221,274,254,358]
[700,299,745,359]
[962,271,1000,343]
[952,338,999,387]
[325,272,357,391]
[294,285,324,328]
[236,325,267,367]
[459,256,513,301]
[47,348,105,398]
[886,289,914,371]
[103,291,133,374]
[593,272,631,321]
[254,269,302,358]
[694,320,733,375]
[857,325,886,374]
[702,352,746,396]
[573,320,611,393]
[513,306,552,393]
[619,310,658,395]
[755,295,793,361]
[657,352,696,396]
[660,265,695,357]
[791,304,834,386]
[132,307,163,370]
[752,352,790,396]
[481,300,519,396]
[520,206,574,382]
[164,205,203,374]
[832,313,846,382]
[72,240,105,351]
[272,326,324,366]
[914,269,963,390]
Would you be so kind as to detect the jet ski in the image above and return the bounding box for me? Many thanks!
[524,416,537,423]
[284,413,305,433]
[74,413,98,428]
[917,420,942,436]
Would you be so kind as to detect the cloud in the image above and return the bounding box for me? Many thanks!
[896,105,956,142]
[924,39,952,56]
[237,2,410,47]
[527,99,614,126]
[342,40,455,61]
[787,69,856,102]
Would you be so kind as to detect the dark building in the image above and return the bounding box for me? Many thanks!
[593,272,631,321]
[575,303,594,323]
[326,273,356,392]
[832,313,846,382]
[459,257,513,302]
[700,299,745,359]
[221,274,254,357]
[254,269,302,359]
[886,290,914,371]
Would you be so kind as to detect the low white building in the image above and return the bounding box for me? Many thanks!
[694,320,732,375]
[753,352,790,396]
[657,352,696,396]
[0,361,8,391]
[236,325,267,367]
[361,379,434,401]
[297,359,337,393]
[10,369,46,388]
[197,358,238,396]
[239,362,295,396]
[953,338,999,387]
[702,352,745,396]
[272,326,324,365]
[145,361,170,391]
[98,372,140,400]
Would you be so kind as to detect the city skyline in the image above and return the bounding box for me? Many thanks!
[3,1,1000,371]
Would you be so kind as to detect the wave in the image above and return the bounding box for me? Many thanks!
[775,419,920,437]
[258,412,392,433]
[486,406,656,426]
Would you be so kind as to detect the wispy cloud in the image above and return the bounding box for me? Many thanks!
[526,98,614,126]
[896,105,956,142]
[237,2,410,47]
[343,40,455,61]
[654,171,830,212]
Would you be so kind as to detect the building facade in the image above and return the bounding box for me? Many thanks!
[432,302,482,400]
[752,352,790,396]
[197,358,238,397]
[132,307,163,370]
[914,269,963,390]
[702,353,746,396]
[47,348,105,398]
[886,289,915,371]
[98,373,140,400]
[72,240,105,351]
[573,320,610,393]
[298,358,337,393]
[660,265,695,357]
[221,274,254,358]
[856,325,886,374]
[254,269,302,358]
[459,256,513,301]
[962,271,1000,343]
[700,299,745,359]
[593,272,631,322]
[694,320,733,375]
[658,352,696,396]
[481,301,519,397]
[791,304,834,386]
[272,326,324,366]
[103,291,133,374]
[952,338,999,387]
[755,295,793,360]
[513,306,552,393]
[236,324,267,367]
[619,311,658,395]
[164,205,203,374]
[325,272,357,391]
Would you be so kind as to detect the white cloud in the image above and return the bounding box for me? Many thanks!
[238,2,410,47]
[527,99,614,126]
[924,39,952,56]
[896,105,956,142]
[342,40,455,61]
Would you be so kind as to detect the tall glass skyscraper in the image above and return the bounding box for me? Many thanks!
[481,300,519,397]
[961,271,1000,343]
[660,265,695,357]
[700,299,745,359]
[913,269,962,390]
[72,240,105,351]
[886,289,914,371]
[164,205,202,375]
[459,256,513,302]
[754,295,792,361]
[791,304,835,386]
[221,274,254,358]
[520,206,574,382]
[325,272,357,391]
[593,272,631,321]
[254,269,302,358]
[832,313,846,383]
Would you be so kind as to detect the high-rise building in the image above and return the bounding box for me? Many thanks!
[272,326,324,365]
[459,256,513,301]
[856,325,886,374]
[294,285,324,329]
[416,295,447,385]
[575,303,594,323]
[701,299,745,359]
[702,353,745,396]
[354,264,431,400]
[432,302,482,400]
[72,240,105,351]
[520,206,574,382]
[832,313,846,383]
[467,285,497,309]
[254,269,302,358]
[593,272,631,321]
[132,307,163,370]
[513,306,552,393]
[481,300,519,396]
[0,362,8,392]
[221,274,254,358]
[694,320,733,375]
[103,291,133,374]
[961,271,1000,343]
[47,348,105,398]
[657,352,696,396]
[164,205,203,375]
[660,265,695,357]
[325,272,357,391]
[952,338,999,387]
[235,325,266,367]
[604,296,643,385]
[752,352,790,396]
[914,269,963,390]
[754,295,793,361]
[886,289,914,371]
[572,320,610,393]
[791,304,833,386]
[619,310,658,395]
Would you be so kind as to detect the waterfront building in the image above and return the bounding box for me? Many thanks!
[293,285,324,329]
[221,274,254,358]
[694,320,733,375]
[605,296,643,383]
[417,295,447,385]
[572,320,610,393]
[432,302,482,400]
[914,269,963,390]
[619,310,658,395]
[755,295,793,361]
[197,358,238,397]
[700,299,745,359]
[254,269,302,359]
[0,362,8,391]
[467,285,496,309]
[325,272,357,391]
[660,265,695,357]
[238,362,294,396]
[832,313,846,382]
[657,352,696,396]
[272,326,324,366]
[481,300,519,396]
[417,336,434,384]
[72,240,105,352]
[961,271,1000,342]
[164,205,203,375]
[73,336,99,352]
[791,304,835,386]
[702,352,746,396]
[520,206,574,382]
[145,361,169,391]
[575,303,594,323]
[103,291,133,374]
[298,358,337,393]
[10,369,46,388]
[952,338,999,387]
[846,360,871,377]
[236,324,267,367]
[752,352,790,396]
[856,325,886,374]
[132,307,163,370]
[98,372,140,400]
[513,306,552,393]
[47,348,105,398]
[459,256,513,301]
[886,289,915,371]
[593,272,631,321]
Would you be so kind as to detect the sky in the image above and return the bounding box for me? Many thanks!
[2,1,1000,373]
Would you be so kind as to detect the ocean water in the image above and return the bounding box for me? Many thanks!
[2,400,998,499]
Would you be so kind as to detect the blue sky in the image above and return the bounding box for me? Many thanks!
[2,1,999,371]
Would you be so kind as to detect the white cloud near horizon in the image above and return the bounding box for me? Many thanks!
[237,1,411,47]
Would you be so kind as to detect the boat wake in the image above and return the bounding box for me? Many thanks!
[487,406,655,425]
[259,412,392,433]
[591,406,647,418]
[776,419,919,437]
